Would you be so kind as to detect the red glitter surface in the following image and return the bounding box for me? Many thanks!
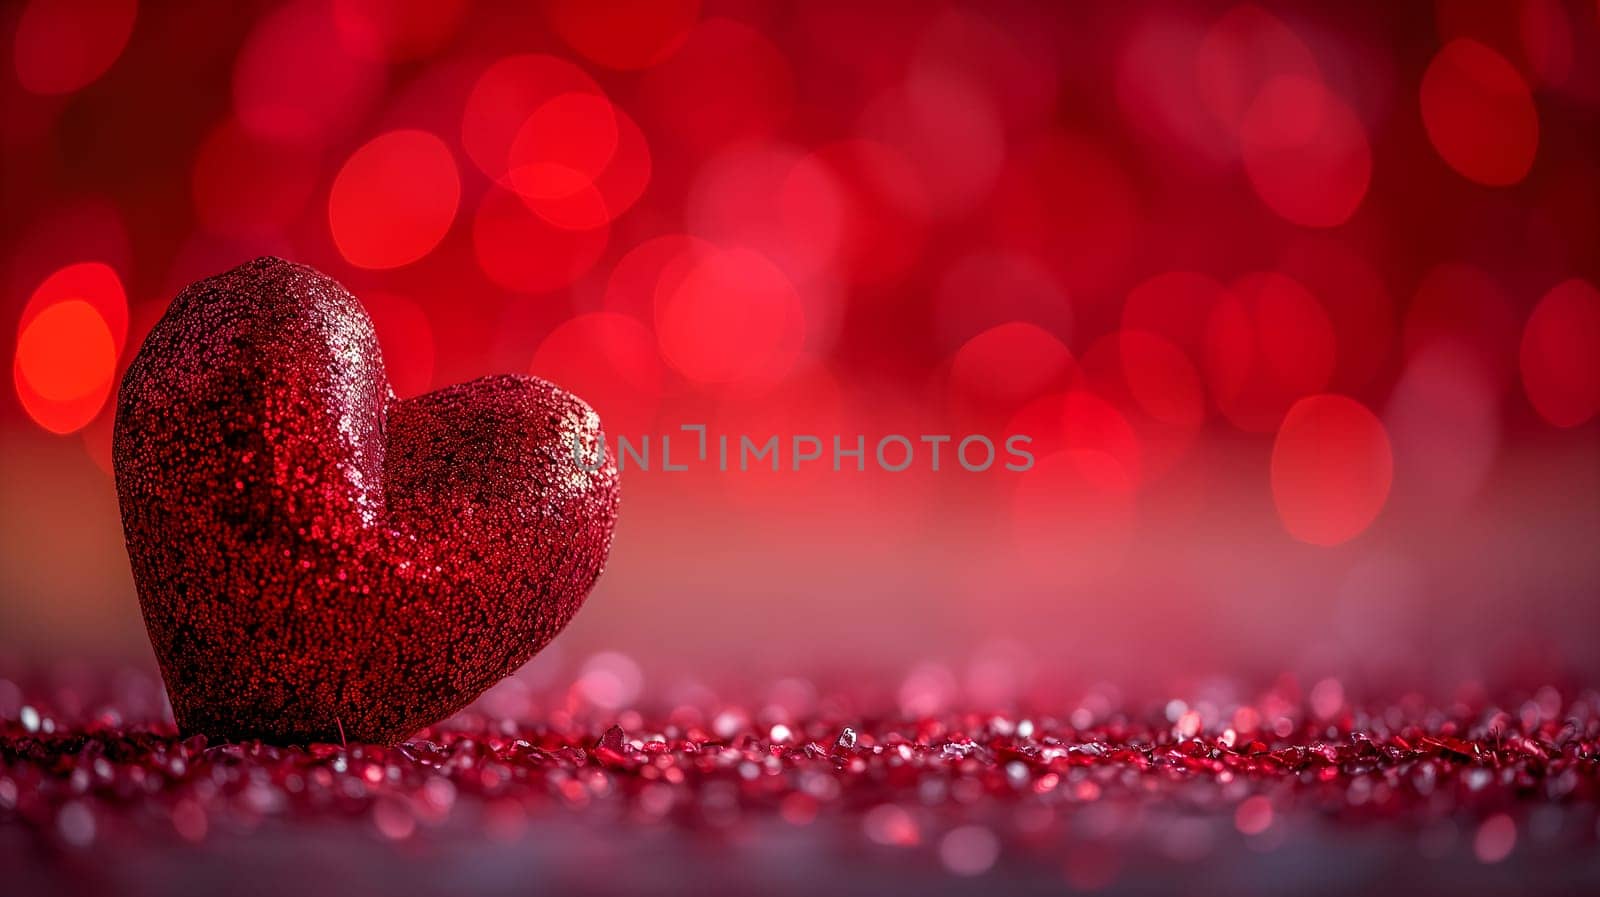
[113,259,619,744]
[2,668,1599,895]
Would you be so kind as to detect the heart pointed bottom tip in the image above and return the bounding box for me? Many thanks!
[113,257,620,744]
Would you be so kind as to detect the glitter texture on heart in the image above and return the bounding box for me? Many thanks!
[112,258,620,744]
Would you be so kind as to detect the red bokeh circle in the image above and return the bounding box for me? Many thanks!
[12,0,136,95]
[1420,39,1538,187]
[543,0,700,71]
[531,312,666,433]
[472,187,609,293]
[654,248,804,386]
[330,130,460,270]
[362,291,436,398]
[1205,272,1336,432]
[233,0,384,146]
[1271,394,1393,546]
[1520,279,1600,427]
[332,0,467,62]
[462,54,604,182]
[949,322,1075,411]
[14,300,118,435]
[1195,5,1321,134]
[1240,76,1371,227]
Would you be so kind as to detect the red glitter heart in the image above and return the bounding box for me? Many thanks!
[112,258,619,744]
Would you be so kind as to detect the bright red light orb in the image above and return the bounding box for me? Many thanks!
[654,248,804,386]
[330,130,460,270]
[14,300,117,434]
[1271,394,1392,547]
[602,235,714,321]
[19,261,128,357]
[509,93,618,191]
[461,54,603,182]
[506,97,652,232]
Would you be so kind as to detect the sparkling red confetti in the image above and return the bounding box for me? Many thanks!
[4,665,1599,893]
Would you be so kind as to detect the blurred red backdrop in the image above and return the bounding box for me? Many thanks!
[2,0,1598,700]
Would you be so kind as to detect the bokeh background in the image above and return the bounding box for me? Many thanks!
[2,0,1598,703]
